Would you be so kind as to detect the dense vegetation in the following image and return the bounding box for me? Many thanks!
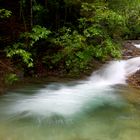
[0,0,140,83]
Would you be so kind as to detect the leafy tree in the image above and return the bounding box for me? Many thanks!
[5,25,51,68]
[108,0,140,39]
[51,27,89,73]
[1,0,140,77]
[48,1,123,74]
[0,9,11,19]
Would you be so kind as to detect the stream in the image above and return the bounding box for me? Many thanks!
[0,56,140,139]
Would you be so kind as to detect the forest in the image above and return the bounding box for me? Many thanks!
[0,0,140,87]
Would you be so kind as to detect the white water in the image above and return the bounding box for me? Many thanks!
[1,57,140,121]
[133,43,140,49]
[0,46,140,140]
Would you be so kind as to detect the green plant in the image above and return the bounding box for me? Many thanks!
[49,2,123,74]
[5,25,51,68]
[0,9,12,19]
[20,25,51,47]
[79,2,124,59]
[6,43,33,67]
[108,0,140,39]
[51,27,97,73]
[4,73,19,85]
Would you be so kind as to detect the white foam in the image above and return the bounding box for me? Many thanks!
[3,57,139,119]
[133,43,140,49]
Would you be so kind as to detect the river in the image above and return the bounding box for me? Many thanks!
[0,56,140,140]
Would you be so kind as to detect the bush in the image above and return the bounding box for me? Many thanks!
[46,2,124,74]
[5,25,51,68]
[4,73,18,85]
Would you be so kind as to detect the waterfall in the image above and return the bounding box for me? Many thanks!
[0,56,138,121]
[90,56,140,85]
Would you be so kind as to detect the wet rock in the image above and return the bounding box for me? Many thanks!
[123,40,140,88]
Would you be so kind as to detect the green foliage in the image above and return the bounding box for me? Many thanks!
[6,43,33,67]
[79,2,123,59]
[4,73,18,85]
[6,25,51,68]
[52,28,90,72]
[19,0,26,8]
[48,1,124,74]
[32,1,48,25]
[1,0,140,77]
[80,2,126,38]
[108,0,140,39]
[21,25,51,47]
[0,9,11,18]
[33,3,44,12]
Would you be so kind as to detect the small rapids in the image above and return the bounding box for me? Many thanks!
[133,43,140,49]
[0,56,140,139]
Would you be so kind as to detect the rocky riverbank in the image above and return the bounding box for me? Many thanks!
[122,40,140,88]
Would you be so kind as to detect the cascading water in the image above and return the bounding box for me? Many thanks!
[133,43,140,49]
[0,48,140,140]
[0,57,140,119]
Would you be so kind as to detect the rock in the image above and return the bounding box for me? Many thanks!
[123,40,140,88]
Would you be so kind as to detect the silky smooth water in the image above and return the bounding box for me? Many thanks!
[0,57,140,140]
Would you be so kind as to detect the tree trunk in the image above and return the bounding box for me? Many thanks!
[30,0,33,29]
